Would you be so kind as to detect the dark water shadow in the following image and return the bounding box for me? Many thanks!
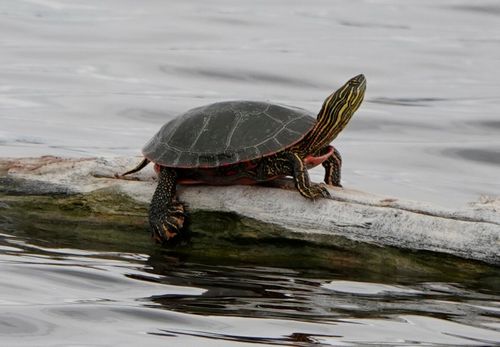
[118,108,175,122]
[449,4,500,16]
[442,147,500,166]
[339,20,410,30]
[160,65,322,89]
[370,97,449,107]
[467,120,500,131]
[348,118,439,132]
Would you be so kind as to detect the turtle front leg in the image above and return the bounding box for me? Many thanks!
[283,152,331,200]
[149,167,186,244]
[322,146,342,187]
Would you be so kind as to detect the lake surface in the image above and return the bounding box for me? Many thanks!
[1,198,500,346]
[1,0,500,345]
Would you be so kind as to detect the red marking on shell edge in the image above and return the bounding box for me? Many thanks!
[303,145,334,168]
[178,178,261,185]
[154,163,161,174]
[177,179,205,185]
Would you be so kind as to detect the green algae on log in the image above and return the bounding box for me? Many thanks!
[2,186,500,287]
[0,156,499,265]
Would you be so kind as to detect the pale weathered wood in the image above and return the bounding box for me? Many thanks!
[1,156,499,264]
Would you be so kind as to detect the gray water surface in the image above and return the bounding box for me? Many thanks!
[1,220,500,346]
[1,0,500,346]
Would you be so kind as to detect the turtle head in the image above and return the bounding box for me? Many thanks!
[344,73,366,102]
[329,73,366,122]
[305,74,366,154]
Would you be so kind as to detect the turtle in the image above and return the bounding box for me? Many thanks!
[121,74,366,244]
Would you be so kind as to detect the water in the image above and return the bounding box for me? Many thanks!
[1,199,500,346]
[1,0,500,345]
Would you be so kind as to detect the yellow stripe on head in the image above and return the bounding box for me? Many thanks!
[301,74,366,154]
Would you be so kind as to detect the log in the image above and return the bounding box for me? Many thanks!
[1,156,498,265]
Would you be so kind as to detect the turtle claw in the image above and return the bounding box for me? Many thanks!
[151,218,183,245]
[321,189,332,199]
[310,184,331,200]
[318,185,332,199]
[168,201,188,218]
[150,201,188,245]
[298,183,332,200]
[161,224,178,240]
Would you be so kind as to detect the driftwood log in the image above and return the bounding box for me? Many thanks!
[1,156,498,264]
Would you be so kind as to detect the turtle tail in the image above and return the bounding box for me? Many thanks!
[118,157,150,177]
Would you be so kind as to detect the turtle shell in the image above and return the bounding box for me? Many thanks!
[143,101,316,168]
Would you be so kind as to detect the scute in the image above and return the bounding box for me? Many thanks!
[142,101,315,168]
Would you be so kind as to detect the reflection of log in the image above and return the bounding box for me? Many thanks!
[1,156,499,265]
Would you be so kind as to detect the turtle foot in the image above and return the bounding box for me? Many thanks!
[150,201,188,245]
[303,184,332,200]
[314,184,332,199]
[324,171,341,187]
[325,179,343,188]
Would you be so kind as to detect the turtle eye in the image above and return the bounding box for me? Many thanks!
[348,74,366,87]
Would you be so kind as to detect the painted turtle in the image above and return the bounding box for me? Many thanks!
[122,74,366,244]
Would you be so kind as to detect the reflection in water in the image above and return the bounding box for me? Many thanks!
[1,231,499,346]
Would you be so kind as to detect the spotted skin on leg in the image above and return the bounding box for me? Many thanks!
[322,146,342,187]
[149,167,186,244]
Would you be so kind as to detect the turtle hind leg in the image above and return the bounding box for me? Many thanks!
[322,146,342,187]
[116,157,150,178]
[149,167,188,245]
